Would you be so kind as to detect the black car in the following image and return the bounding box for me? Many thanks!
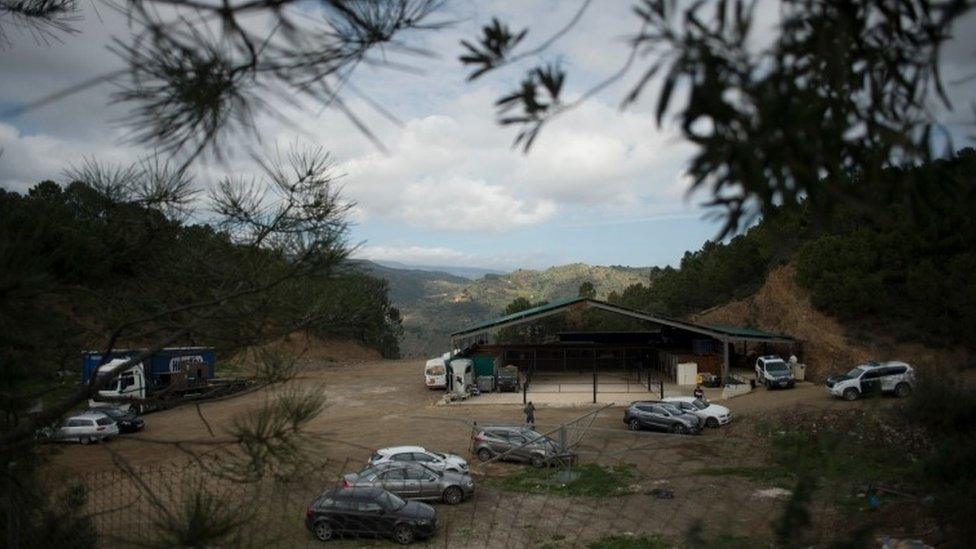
[305,487,437,545]
[88,406,144,433]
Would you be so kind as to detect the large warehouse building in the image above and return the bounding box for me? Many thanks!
[451,297,796,387]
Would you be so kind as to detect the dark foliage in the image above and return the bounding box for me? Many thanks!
[606,150,976,349]
[903,374,976,547]
[463,0,973,236]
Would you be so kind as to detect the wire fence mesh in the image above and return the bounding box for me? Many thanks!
[19,416,858,548]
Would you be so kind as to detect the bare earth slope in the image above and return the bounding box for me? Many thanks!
[691,264,966,379]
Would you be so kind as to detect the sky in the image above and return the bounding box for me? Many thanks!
[1,1,974,271]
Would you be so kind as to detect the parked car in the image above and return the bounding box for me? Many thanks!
[755,355,795,389]
[826,361,915,401]
[623,401,703,434]
[368,446,468,474]
[305,486,437,544]
[343,462,474,504]
[45,411,119,444]
[663,396,732,428]
[88,405,145,433]
[470,425,577,468]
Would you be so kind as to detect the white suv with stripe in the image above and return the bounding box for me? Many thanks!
[825,361,914,401]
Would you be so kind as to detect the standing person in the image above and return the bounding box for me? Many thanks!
[523,401,536,428]
[693,385,705,400]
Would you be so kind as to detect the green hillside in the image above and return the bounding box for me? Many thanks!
[360,262,651,357]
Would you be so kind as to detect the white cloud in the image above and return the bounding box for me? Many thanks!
[354,244,563,270]
[356,245,469,265]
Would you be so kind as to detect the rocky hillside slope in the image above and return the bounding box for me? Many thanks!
[691,264,967,380]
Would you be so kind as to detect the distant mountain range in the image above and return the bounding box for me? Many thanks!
[357,261,652,357]
[371,260,506,280]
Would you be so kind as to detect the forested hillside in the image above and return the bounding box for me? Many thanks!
[608,149,976,351]
[0,180,404,384]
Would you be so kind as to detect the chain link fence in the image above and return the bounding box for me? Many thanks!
[18,416,865,548]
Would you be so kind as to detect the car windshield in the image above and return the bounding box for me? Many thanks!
[377,491,407,511]
[432,452,446,460]
[96,417,113,426]
[426,365,445,375]
[765,361,789,372]
[691,399,708,410]
[845,367,865,378]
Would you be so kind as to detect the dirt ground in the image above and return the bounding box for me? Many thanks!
[39,358,901,547]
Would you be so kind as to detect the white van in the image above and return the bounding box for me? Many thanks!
[424,358,447,389]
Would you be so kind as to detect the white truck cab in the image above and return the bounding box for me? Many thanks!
[89,358,148,411]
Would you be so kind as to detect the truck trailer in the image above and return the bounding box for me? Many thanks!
[81,347,244,412]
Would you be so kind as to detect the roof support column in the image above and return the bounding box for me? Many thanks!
[722,336,730,387]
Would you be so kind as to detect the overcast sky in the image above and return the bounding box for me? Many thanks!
[2,1,974,271]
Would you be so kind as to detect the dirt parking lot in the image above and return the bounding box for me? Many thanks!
[40,358,894,547]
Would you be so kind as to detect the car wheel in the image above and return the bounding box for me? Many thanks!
[670,423,688,435]
[530,455,546,469]
[393,524,415,545]
[628,418,641,431]
[477,448,493,462]
[705,417,719,429]
[79,436,91,445]
[843,388,859,401]
[313,520,334,542]
[443,486,463,505]
[764,381,772,390]
[895,383,912,398]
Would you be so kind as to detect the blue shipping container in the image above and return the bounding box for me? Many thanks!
[81,347,216,387]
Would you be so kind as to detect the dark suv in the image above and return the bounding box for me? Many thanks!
[471,425,576,468]
[305,487,437,545]
[623,401,703,435]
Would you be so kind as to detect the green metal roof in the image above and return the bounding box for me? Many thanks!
[451,296,587,336]
[704,324,793,340]
[451,296,793,342]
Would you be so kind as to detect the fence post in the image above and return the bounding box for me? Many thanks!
[592,372,597,404]
[659,380,664,400]
[522,379,527,405]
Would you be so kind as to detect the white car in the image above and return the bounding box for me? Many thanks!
[368,446,469,473]
[663,396,732,428]
[46,411,119,444]
[825,361,915,401]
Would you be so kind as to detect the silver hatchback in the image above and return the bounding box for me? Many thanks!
[45,411,119,444]
[343,462,474,505]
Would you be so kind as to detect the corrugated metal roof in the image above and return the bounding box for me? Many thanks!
[451,297,793,342]
[704,324,793,340]
[453,296,587,335]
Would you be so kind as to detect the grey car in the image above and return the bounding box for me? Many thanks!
[343,462,474,505]
[470,426,577,468]
[623,401,703,435]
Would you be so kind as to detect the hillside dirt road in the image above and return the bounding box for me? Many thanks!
[39,358,902,547]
